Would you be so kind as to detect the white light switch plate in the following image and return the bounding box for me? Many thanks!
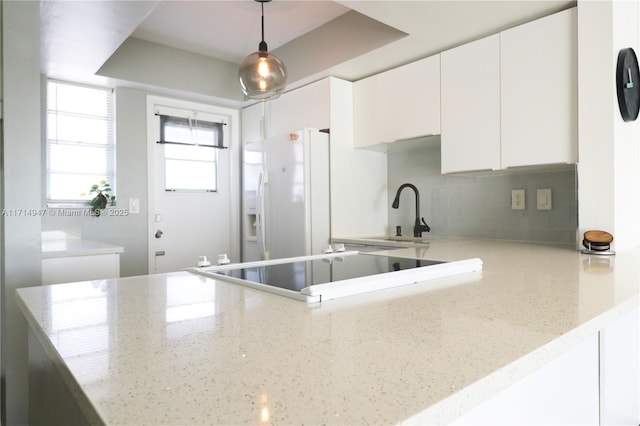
[129,198,140,214]
[537,188,552,210]
[511,189,525,210]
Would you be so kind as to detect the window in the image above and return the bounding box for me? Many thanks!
[157,111,226,192]
[46,80,115,205]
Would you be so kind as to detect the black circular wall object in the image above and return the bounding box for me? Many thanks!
[616,47,640,122]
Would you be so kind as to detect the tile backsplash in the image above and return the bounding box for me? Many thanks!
[387,145,577,244]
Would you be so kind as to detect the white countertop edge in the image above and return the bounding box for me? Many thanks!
[42,248,124,259]
[402,295,640,424]
[42,239,124,259]
[15,289,105,425]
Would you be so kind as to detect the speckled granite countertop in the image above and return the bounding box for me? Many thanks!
[16,237,640,424]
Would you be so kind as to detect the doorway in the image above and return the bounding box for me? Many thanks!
[146,96,240,273]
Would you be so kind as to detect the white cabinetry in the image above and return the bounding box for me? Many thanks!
[441,35,501,174]
[500,7,578,168]
[41,236,123,285]
[600,307,640,424]
[453,334,599,425]
[353,72,393,148]
[440,8,577,174]
[42,254,120,285]
[453,307,640,425]
[389,55,441,142]
[353,55,440,148]
[242,79,331,142]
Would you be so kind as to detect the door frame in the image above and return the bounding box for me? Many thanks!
[145,95,241,273]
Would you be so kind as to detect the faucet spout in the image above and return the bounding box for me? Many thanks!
[391,183,431,237]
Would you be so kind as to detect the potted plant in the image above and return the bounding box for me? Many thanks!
[88,180,115,216]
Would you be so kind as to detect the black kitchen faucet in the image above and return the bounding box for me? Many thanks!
[391,183,431,237]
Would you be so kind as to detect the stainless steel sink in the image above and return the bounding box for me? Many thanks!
[359,236,430,246]
[332,237,431,251]
[379,236,430,244]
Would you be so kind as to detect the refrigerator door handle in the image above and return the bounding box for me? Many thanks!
[256,171,268,259]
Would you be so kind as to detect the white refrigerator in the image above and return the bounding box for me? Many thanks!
[242,128,330,261]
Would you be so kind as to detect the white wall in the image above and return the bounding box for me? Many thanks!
[41,87,151,278]
[1,1,42,423]
[388,147,578,244]
[42,87,242,278]
[578,0,640,250]
[97,38,244,104]
[612,1,640,249]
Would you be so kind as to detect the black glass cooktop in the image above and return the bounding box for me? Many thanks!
[214,254,444,292]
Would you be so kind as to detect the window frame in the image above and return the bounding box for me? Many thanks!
[45,79,116,207]
[154,107,227,194]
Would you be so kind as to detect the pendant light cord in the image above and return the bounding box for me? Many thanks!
[258,1,268,52]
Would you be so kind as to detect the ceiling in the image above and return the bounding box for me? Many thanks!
[40,0,576,106]
[132,1,354,64]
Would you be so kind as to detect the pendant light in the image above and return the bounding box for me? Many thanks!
[238,0,288,100]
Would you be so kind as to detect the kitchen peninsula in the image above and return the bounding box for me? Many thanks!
[17,238,639,424]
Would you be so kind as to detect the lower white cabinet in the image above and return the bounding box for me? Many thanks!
[453,307,640,425]
[452,334,599,425]
[42,253,121,285]
[600,307,640,425]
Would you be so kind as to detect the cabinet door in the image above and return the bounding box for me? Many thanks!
[266,78,330,138]
[390,54,441,141]
[243,78,331,140]
[452,334,599,425]
[353,73,393,148]
[441,34,501,174]
[354,55,440,148]
[500,8,578,168]
[42,254,120,285]
[600,307,640,425]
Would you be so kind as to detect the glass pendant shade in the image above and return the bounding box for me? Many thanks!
[239,50,288,100]
[238,0,287,100]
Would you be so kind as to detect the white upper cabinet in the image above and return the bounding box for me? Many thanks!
[353,72,393,148]
[389,55,441,142]
[264,79,331,138]
[441,34,501,174]
[440,7,577,173]
[241,78,331,143]
[500,7,578,168]
[353,55,440,148]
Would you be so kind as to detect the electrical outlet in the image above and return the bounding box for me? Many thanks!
[537,188,552,210]
[511,189,525,210]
